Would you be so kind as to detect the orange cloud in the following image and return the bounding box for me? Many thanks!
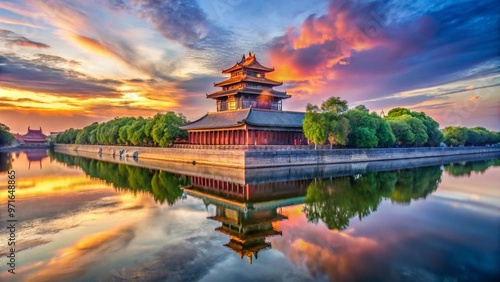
[272,206,381,281]
[10,39,49,48]
[26,225,136,282]
[66,33,128,65]
[268,2,381,97]
[27,0,91,33]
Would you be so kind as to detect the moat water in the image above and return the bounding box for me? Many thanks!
[0,150,499,282]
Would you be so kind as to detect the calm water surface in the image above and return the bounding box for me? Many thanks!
[0,150,499,282]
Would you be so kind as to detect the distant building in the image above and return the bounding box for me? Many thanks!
[49,132,60,138]
[22,127,48,145]
[180,52,307,145]
[13,133,24,142]
[26,150,48,169]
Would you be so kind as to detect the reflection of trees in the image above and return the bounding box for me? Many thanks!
[304,167,443,230]
[444,159,500,177]
[390,167,442,204]
[0,153,12,173]
[50,151,188,205]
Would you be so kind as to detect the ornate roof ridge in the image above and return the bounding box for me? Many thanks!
[222,53,274,73]
[214,74,283,87]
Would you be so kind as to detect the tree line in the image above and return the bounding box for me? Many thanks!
[56,111,188,147]
[303,158,500,230]
[52,98,499,148]
[442,126,500,147]
[303,97,499,148]
[304,165,442,230]
[0,123,14,147]
[50,151,188,205]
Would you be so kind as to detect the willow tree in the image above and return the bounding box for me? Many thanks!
[322,97,350,148]
[303,97,351,149]
[303,104,327,149]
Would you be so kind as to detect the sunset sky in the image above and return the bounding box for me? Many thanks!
[0,0,498,134]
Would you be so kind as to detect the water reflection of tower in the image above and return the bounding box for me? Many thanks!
[186,176,308,264]
[25,150,48,170]
[210,202,287,264]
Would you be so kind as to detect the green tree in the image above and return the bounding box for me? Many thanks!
[127,118,147,146]
[442,126,469,146]
[409,111,443,146]
[118,118,136,145]
[302,104,327,149]
[349,127,378,148]
[0,123,14,146]
[322,97,350,148]
[75,122,99,144]
[354,105,369,112]
[386,114,427,146]
[387,107,411,118]
[371,113,395,147]
[320,96,348,114]
[387,119,414,146]
[345,109,379,148]
[56,128,81,144]
[151,112,188,147]
[402,115,428,146]
[327,115,350,148]
[387,108,442,146]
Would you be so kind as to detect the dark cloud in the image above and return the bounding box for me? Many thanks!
[0,53,120,98]
[31,54,80,68]
[105,0,131,11]
[138,0,210,48]
[105,0,262,73]
[125,78,158,83]
[106,0,210,49]
[174,74,220,94]
[0,29,50,48]
[334,1,499,97]
[268,0,500,102]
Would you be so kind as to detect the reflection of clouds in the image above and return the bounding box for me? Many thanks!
[26,225,136,282]
[0,238,51,257]
[272,206,380,281]
[101,236,224,282]
[274,168,500,281]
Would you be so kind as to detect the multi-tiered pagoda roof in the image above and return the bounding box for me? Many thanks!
[179,52,308,146]
[207,52,290,111]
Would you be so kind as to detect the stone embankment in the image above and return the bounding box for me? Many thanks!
[54,144,500,168]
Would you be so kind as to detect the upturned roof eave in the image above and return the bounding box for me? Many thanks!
[214,76,283,87]
[206,89,290,99]
[179,112,209,130]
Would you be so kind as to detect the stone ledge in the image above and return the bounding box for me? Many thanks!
[54,144,500,168]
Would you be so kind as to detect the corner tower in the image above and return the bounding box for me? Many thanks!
[180,52,307,146]
[208,52,290,112]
